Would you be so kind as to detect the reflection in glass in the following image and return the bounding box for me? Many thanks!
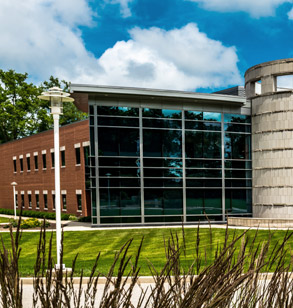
[185,111,203,120]
[225,189,252,213]
[99,178,140,187]
[225,160,252,169]
[98,127,139,156]
[143,158,182,168]
[225,134,251,159]
[224,114,251,123]
[186,179,222,187]
[143,118,181,129]
[186,159,221,168]
[98,117,139,127]
[225,179,252,187]
[99,157,140,167]
[143,129,182,157]
[144,168,183,177]
[186,169,222,178]
[144,178,183,187]
[203,112,221,122]
[99,168,140,177]
[97,106,139,117]
[143,108,181,119]
[225,170,252,178]
[100,188,141,216]
[224,123,251,133]
[144,189,183,215]
[185,131,221,158]
[186,189,222,214]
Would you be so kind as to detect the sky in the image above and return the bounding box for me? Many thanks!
[1,0,293,93]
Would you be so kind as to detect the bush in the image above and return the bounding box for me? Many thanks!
[78,216,91,222]
[0,208,71,220]
[4,218,50,229]
[68,215,77,221]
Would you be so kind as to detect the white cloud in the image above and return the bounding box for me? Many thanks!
[188,0,292,17]
[288,7,293,19]
[0,1,241,91]
[91,23,242,91]
[104,0,134,18]
[0,0,100,83]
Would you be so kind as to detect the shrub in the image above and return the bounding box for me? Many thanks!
[0,208,71,220]
[4,218,50,229]
[68,215,77,221]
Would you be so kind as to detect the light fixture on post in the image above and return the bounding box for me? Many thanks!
[11,182,17,219]
[38,87,74,270]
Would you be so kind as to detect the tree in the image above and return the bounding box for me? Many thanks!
[0,70,87,144]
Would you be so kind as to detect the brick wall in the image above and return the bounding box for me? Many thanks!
[0,120,90,217]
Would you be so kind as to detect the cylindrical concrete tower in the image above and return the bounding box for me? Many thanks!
[245,59,293,218]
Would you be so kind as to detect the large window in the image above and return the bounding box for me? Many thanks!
[90,104,252,224]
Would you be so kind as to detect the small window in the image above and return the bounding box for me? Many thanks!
[52,194,55,210]
[84,146,89,166]
[13,160,17,172]
[61,150,66,167]
[28,194,32,208]
[51,152,55,168]
[75,148,81,165]
[76,194,82,211]
[44,194,48,209]
[34,156,38,170]
[36,194,39,209]
[21,194,25,208]
[42,154,47,169]
[27,157,31,171]
[62,194,67,210]
[15,194,18,208]
[20,158,23,172]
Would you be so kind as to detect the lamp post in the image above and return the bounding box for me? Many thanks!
[38,87,74,270]
[11,182,17,219]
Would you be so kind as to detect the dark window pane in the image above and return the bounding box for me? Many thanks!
[101,217,141,224]
[89,105,94,115]
[185,131,221,158]
[84,146,90,166]
[21,195,25,208]
[144,189,183,215]
[44,194,48,209]
[144,168,182,177]
[28,194,32,208]
[90,116,94,125]
[27,157,31,171]
[99,168,140,177]
[186,169,222,178]
[225,160,252,169]
[97,106,139,117]
[62,195,67,210]
[225,189,252,213]
[99,178,140,187]
[143,129,182,157]
[61,151,66,167]
[224,114,251,123]
[13,160,17,172]
[225,134,251,159]
[145,216,183,223]
[42,154,46,169]
[203,112,221,122]
[224,123,251,133]
[185,111,203,120]
[186,159,222,168]
[36,194,39,208]
[98,127,139,156]
[143,119,181,129]
[52,194,55,209]
[99,157,140,167]
[90,127,95,156]
[20,158,23,171]
[185,121,203,130]
[143,158,182,168]
[187,189,222,214]
[34,156,38,170]
[98,116,139,127]
[225,170,252,178]
[77,194,82,211]
[186,179,222,187]
[144,178,182,187]
[100,189,141,216]
[225,179,252,187]
[143,108,181,119]
[75,148,81,165]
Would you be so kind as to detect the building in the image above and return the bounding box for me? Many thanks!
[0,120,91,217]
[71,84,252,225]
[245,58,293,219]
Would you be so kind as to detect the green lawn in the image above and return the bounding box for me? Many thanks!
[0,217,13,223]
[1,227,293,276]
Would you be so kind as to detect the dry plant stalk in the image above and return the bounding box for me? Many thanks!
[0,216,293,307]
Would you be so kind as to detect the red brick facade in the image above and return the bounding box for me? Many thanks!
[0,120,91,217]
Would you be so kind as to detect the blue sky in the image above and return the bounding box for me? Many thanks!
[1,0,293,92]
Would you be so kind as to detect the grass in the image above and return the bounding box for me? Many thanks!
[0,217,13,223]
[0,227,291,277]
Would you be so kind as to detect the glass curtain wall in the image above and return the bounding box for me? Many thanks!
[89,104,252,225]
